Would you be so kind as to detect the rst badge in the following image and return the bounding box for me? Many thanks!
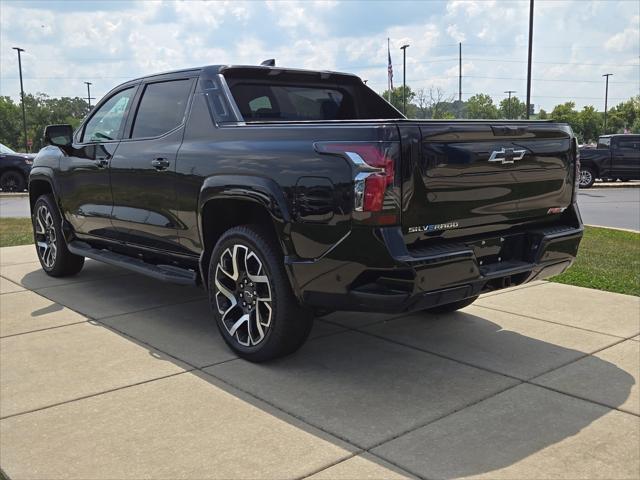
[408,221,459,233]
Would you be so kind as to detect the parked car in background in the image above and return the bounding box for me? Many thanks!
[578,134,640,188]
[0,143,34,192]
[30,64,583,361]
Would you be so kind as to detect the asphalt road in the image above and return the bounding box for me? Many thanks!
[0,195,30,218]
[1,188,639,231]
[577,187,640,231]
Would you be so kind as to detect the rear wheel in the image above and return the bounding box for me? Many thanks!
[423,295,478,314]
[208,225,313,362]
[33,194,84,277]
[579,167,596,188]
[0,170,26,192]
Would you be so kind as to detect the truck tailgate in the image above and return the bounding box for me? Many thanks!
[400,122,575,240]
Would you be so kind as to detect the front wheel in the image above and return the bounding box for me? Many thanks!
[423,295,479,314]
[33,194,84,277]
[0,170,26,192]
[208,225,313,362]
[579,167,596,188]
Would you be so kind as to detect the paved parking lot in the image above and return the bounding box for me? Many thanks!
[0,244,638,479]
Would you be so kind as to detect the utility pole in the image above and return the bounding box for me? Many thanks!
[603,73,613,133]
[12,47,28,153]
[526,0,534,119]
[84,82,95,111]
[400,44,409,115]
[504,90,516,119]
[458,42,462,103]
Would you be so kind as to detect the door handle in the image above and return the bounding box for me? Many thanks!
[95,158,109,168]
[151,158,170,171]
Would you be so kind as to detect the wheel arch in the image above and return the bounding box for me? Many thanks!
[197,175,294,288]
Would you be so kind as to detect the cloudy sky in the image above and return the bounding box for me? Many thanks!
[1,0,638,111]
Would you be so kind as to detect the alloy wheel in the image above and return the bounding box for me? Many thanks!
[579,169,593,187]
[34,204,57,269]
[1,172,21,191]
[214,244,273,347]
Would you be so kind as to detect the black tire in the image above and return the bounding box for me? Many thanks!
[0,170,26,192]
[579,167,596,189]
[208,225,313,362]
[423,295,479,314]
[32,194,84,277]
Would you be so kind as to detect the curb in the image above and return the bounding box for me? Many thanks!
[588,182,640,189]
[0,192,29,198]
[585,224,640,234]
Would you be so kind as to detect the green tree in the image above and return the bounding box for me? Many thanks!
[466,94,499,119]
[6,93,90,152]
[380,85,415,115]
[0,97,22,150]
[608,96,640,131]
[499,96,526,119]
[550,102,579,134]
[576,105,602,143]
[537,108,548,120]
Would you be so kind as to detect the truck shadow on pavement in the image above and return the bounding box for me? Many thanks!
[14,266,637,479]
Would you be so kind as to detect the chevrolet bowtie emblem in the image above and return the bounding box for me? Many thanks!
[488,147,527,164]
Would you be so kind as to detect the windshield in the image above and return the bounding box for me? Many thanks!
[0,143,16,154]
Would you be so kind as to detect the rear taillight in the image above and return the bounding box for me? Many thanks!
[315,142,398,214]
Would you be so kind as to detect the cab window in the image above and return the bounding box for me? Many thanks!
[82,87,135,143]
[131,79,193,138]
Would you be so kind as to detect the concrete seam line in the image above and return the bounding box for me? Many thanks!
[318,310,414,330]
[296,452,364,480]
[96,296,209,323]
[473,304,630,340]
[480,280,548,298]
[200,368,366,449]
[0,370,193,421]
[0,319,89,339]
[356,328,524,382]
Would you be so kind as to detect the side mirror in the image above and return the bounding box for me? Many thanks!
[44,124,73,148]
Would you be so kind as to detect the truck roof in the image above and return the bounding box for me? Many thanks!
[126,64,360,84]
[599,134,639,138]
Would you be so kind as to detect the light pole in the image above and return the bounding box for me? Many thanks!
[400,44,409,115]
[525,0,534,119]
[84,82,94,111]
[504,90,516,119]
[603,73,613,133]
[12,47,28,152]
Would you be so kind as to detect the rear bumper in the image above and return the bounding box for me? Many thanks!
[287,205,583,313]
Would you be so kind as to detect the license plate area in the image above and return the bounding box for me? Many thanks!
[467,233,528,267]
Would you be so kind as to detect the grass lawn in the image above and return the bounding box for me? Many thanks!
[551,226,639,297]
[0,218,637,296]
[0,217,33,248]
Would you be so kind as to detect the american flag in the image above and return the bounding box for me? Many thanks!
[387,39,394,90]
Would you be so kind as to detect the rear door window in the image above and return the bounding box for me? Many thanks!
[616,137,640,150]
[131,79,193,138]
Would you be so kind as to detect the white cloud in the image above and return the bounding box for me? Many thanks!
[605,26,640,52]
[0,0,638,111]
[446,24,466,43]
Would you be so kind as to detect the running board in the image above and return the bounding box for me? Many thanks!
[67,241,197,285]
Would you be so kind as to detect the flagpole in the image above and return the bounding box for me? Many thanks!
[387,38,391,102]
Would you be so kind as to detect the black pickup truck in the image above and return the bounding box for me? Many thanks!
[578,134,640,188]
[30,64,583,361]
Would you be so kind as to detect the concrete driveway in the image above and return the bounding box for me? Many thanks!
[0,244,638,479]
